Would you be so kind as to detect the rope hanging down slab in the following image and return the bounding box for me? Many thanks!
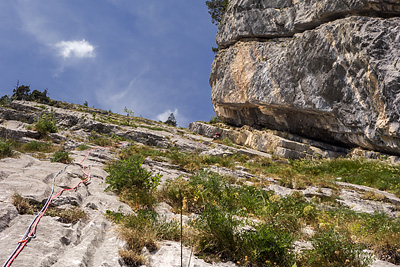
[2,146,109,267]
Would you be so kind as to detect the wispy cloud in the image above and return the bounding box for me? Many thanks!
[55,39,95,59]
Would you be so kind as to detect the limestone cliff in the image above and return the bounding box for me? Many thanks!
[211,0,400,155]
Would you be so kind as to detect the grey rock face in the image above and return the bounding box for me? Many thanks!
[0,153,131,267]
[189,122,347,159]
[211,15,400,154]
[217,0,400,48]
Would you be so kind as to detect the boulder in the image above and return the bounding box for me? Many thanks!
[211,15,400,155]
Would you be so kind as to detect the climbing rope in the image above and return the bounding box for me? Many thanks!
[2,146,109,267]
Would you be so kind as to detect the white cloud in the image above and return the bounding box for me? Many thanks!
[55,39,95,59]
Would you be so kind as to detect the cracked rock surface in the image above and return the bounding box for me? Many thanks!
[211,0,400,155]
[1,100,399,266]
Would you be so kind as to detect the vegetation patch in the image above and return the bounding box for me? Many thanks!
[119,144,249,173]
[77,144,90,151]
[89,133,114,147]
[12,194,87,224]
[51,150,72,163]
[105,154,162,210]
[209,116,221,124]
[102,137,400,266]
[236,157,400,197]
[299,230,373,267]
[106,164,397,266]
[17,140,56,153]
[118,143,400,196]
[107,209,180,266]
[161,171,397,266]
[35,112,58,134]
[0,138,13,159]
[286,158,400,196]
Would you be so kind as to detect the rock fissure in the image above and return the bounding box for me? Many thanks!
[217,0,400,48]
[211,0,400,155]
[219,11,400,49]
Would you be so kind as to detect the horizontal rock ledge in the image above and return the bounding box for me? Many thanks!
[217,0,400,48]
[211,16,400,155]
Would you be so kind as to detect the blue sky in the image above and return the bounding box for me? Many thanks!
[0,1,218,127]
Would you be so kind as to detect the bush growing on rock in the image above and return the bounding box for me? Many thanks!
[206,0,229,25]
[0,139,13,159]
[11,84,50,104]
[35,112,58,134]
[209,115,221,124]
[106,155,162,209]
[51,150,72,163]
[299,230,373,267]
[0,95,11,106]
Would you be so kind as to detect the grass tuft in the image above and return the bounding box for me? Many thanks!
[0,138,13,159]
[112,209,180,266]
[12,194,86,224]
[51,150,72,163]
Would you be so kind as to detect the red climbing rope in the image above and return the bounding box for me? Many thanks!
[2,146,113,267]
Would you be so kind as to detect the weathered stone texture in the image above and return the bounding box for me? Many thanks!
[217,0,400,48]
[189,122,347,159]
[211,14,400,154]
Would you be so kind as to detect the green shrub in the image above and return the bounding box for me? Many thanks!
[0,95,11,106]
[193,205,295,267]
[209,116,221,124]
[11,85,50,103]
[35,113,58,134]
[77,144,90,151]
[89,133,113,147]
[22,141,52,152]
[206,0,229,25]
[193,205,242,260]
[0,139,13,159]
[106,210,125,223]
[222,137,233,147]
[299,230,373,267]
[51,150,72,163]
[163,170,271,216]
[241,223,295,267]
[106,155,162,209]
